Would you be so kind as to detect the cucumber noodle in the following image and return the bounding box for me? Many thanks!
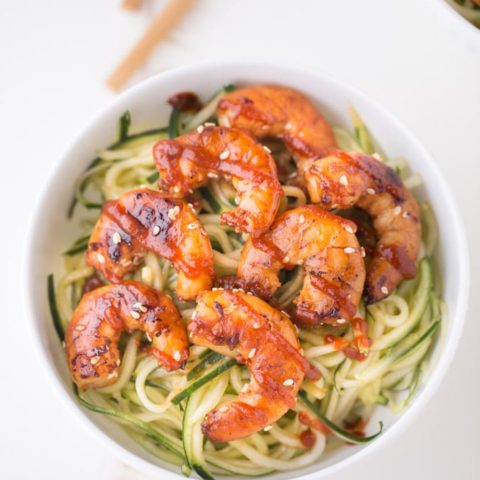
[52,90,443,478]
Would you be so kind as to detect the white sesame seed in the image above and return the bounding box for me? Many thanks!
[97,253,105,264]
[337,318,346,324]
[344,225,354,234]
[173,185,181,193]
[207,172,219,179]
[201,229,208,236]
[253,321,261,329]
[152,225,161,236]
[145,332,152,342]
[188,203,195,212]
[219,150,230,160]
[120,258,132,267]
[112,232,122,244]
[283,379,294,387]
[173,351,182,362]
[234,196,241,205]
[187,223,198,230]
[285,122,292,130]
[281,310,290,318]
[168,206,180,220]
[298,214,305,224]
[402,211,409,218]
[372,152,382,161]
[366,188,376,195]
[241,383,249,393]
[107,372,117,380]
[219,405,229,413]
[204,122,215,127]
[192,311,198,320]
[130,310,140,319]
[339,175,349,186]
[116,359,121,366]
[283,256,290,263]
[263,145,272,153]
[297,259,304,265]
[62,341,66,349]
[197,125,205,134]
[232,288,244,293]
[393,206,402,215]
[344,247,356,254]
[263,425,273,431]
[133,302,147,313]
[360,247,366,258]
[75,325,85,332]
[212,287,220,291]
[381,286,389,295]
[262,125,269,130]
[90,356,100,365]
[248,348,256,359]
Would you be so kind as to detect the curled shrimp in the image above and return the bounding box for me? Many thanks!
[189,289,310,442]
[153,125,283,236]
[305,151,421,303]
[236,205,366,327]
[86,188,213,301]
[217,84,337,177]
[65,281,189,389]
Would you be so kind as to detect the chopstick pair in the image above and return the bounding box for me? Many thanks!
[108,0,195,91]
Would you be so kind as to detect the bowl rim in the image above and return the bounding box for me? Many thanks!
[433,0,480,41]
[23,60,470,480]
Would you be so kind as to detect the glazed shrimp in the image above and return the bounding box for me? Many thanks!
[189,289,310,442]
[86,188,213,301]
[305,151,421,303]
[153,126,283,236]
[236,205,366,327]
[65,281,189,390]
[217,85,337,177]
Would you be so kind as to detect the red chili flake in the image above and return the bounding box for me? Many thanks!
[82,275,104,294]
[168,92,202,112]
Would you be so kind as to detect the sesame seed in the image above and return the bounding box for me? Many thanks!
[263,425,273,432]
[173,185,181,193]
[402,211,409,218]
[133,302,147,313]
[263,145,272,153]
[339,175,349,186]
[207,172,219,179]
[381,286,389,295]
[197,125,205,134]
[219,405,228,413]
[281,310,290,318]
[344,225,354,234]
[283,379,294,387]
[234,196,241,205]
[241,383,249,393]
[116,359,121,366]
[297,259,304,265]
[107,372,117,380]
[232,288,244,293]
[298,214,305,224]
[152,225,161,236]
[62,341,65,349]
[337,318,346,324]
[97,253,105,264]
[173,351,181,362]
[145,333,152,342]
[344,247,356,254]
[112,232,122,244]
[219,150,230,160]
[192,311,198,320]
[187,223,198,230]
[90,356,100,365]
[204,122,215,127]
[130,310,140,319]
[120,258,132,267]
[393,206,402,215]
[168,206,180,220]
[262,125,269,130]
[285,122,292,130]
[372,152,382,161]
[253,321,261,329]
[188,203,195,211]
[360,247,366,257]
[283,256,290,263]
[248,348,256,359]
[366,188,376,195]
[201,229,208,236]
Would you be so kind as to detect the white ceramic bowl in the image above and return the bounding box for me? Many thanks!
[24,62,469,480]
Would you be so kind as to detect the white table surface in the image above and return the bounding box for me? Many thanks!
[1,0,479,478]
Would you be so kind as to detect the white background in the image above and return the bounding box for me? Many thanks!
[1,0,479,478]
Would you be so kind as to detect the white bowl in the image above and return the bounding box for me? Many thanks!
[23,62,469,480]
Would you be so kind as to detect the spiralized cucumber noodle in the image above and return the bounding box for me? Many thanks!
[50,87,444,478]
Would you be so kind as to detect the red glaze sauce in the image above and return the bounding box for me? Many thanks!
[299,429,317,449]
[325,317,372,361]
[168,92,202,112]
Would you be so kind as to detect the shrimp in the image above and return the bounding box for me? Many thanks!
[65,281,189,390]
[86,188,213,301]
[305,151,421,303]
[189,289,310,442]
[216,85,337,178]
[236,205,366,327]
[153,125,283,236]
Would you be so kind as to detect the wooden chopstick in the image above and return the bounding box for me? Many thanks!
[122,0,142,11]
[107,0,195,91]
